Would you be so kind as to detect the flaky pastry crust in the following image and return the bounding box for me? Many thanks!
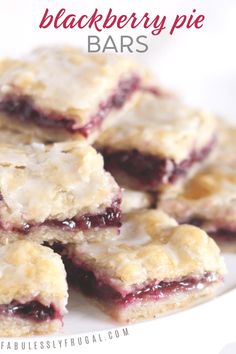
[0,240,68,311]
[97,92,216,163]
[0,47,146,142]
[0,113,43,144]
[0,141,119,230]
[158,124,236,234]
[66,210,225,293]
[90,283,220,323]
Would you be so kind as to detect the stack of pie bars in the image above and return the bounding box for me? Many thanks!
[0,46,231,337]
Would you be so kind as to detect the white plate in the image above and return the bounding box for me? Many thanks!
[1,253,236,354]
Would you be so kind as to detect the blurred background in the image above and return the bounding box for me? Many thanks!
[0,0,235,120]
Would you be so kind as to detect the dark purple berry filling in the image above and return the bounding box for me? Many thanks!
[44,201,121,233]
[0,300,59,323]
[61,255,219,307]
[0,76,140,138]
[0,198,121,234]
[186,217,236,242]
[210,229,236,243]
[101,138,216,188]
[186,217,209,228]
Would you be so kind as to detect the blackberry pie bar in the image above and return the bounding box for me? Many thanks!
[0,47,145,143]
[158,124,236,251]
[97,92,216,191]
[0,141,121,245]
[0,241,68,336]
[60,210,225,323]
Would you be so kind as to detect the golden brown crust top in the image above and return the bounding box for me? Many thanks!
[0,241,68,312]
[67,210,225,292]
[0,141,119,228]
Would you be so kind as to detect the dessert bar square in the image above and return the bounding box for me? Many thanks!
[0,47,145,143]
[0,240,68,336]
[96,92,216,191]
[0,141,121,245]
[158,124,236,251]
[61,210,225,323]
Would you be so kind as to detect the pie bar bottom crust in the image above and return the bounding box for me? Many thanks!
[0,225,119,246]
[0,119,43,144]
[89,283,219,323]
[0,316,62,337]
[59,210,225,323]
